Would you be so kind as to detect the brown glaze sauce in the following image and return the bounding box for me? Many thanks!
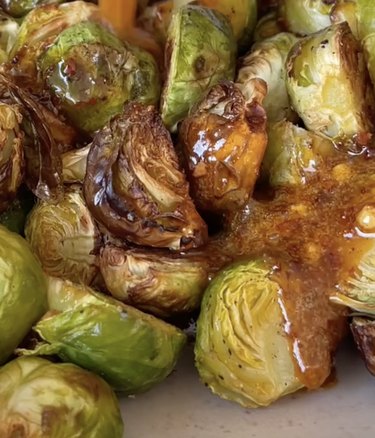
[205,147,375,389]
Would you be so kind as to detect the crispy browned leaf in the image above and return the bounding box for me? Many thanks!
[83,102,208,250]
[351,317,375,376]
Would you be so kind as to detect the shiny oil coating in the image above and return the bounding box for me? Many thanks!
[205,148,375,389]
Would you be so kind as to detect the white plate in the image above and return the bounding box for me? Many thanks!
[121,341,375,438]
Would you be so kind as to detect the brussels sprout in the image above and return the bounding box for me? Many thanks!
[0,226,47,364]
[25,187,100,285]
[100,245,210,318]
[20,277,187,394]
[351,317,375,376]
[39,21,160,134]
[0,188,34,234]
[286,22,375,148]
[174,0,257,49]
[62,144,90,184]
[0,0,64,17]
[195,258,304,408]
[83,102,207,250]
[278,0,335,35]
[179,81,267,213]
[160,4,236,131]
[0,102,25,213]
[237,32,299,123]
[0,357,124,437]
[253,11,284,42]
[261,120,335,187]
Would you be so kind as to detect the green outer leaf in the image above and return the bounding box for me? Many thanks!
[161,5,236,131]
[0,225,47,364]
[24,279,187,394]
[0,356,123,438]
[195,259,303,408]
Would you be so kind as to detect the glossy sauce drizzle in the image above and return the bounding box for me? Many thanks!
[208,149,375,389]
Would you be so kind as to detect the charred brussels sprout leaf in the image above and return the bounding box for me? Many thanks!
[180,81,267,213]
[83,102,207,250]
[0,102,24,213]
[100,245,210,318]
[0,357,124,437]
[8,1,101,87]
[237,32,299,123]
[39,21,160,134]
[195,258,304,408]
[278,0,335,35]
[262,120,335,187]
[20,277,187,394]
[0,188,34,234]
[254,11,284,42]
[286,22,375,149]
[0,0,64,18]
[0,226,47,364]
[25,187,100,285]
[161,5,236,131]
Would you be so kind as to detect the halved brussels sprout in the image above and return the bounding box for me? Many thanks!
[196,255,347,407]
[174,0,257,49]
[39,21,160,134]
[100,245,210,318]
[0,226,47,364]
[195,258,304,408]
[25,187,100,285]
[278,0,335,35]
[62,144,90,184]
[286,22,375,148]
[160,4,236,131]
[351,317,375,376]
[0,102,25,213]
[0,357,124,437]
[20,277,187,394]
[0,0,64,17]
[253,11,284,42]
[261,120,335,187]
[8,1,101,87]
[237,32,299,123]
[83,102,207,250]
[179,81,267,213]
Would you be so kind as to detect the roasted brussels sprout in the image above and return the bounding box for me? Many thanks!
[0,103,24,213]
[0,226,47,364]
[160,4,236,131]
[62,144,90,184]
[195,258,304,407]
[179,81,267,213]
[84,102,207,250]
[20,277,187,394]
[278,0,335,35]
[0,357,124,437]
[261,120,335,187]
[237,32,299,123]
[8,1,101,87]
[351,317,375,376]
[100,245,210,318]
[0,0,64,17]
[25,187,100,285]
[286,22,375,148]
[39,21,161,134]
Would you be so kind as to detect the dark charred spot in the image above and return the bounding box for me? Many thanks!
[194,56,206,74]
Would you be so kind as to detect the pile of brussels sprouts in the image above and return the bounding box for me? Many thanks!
[2,0,375,435]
